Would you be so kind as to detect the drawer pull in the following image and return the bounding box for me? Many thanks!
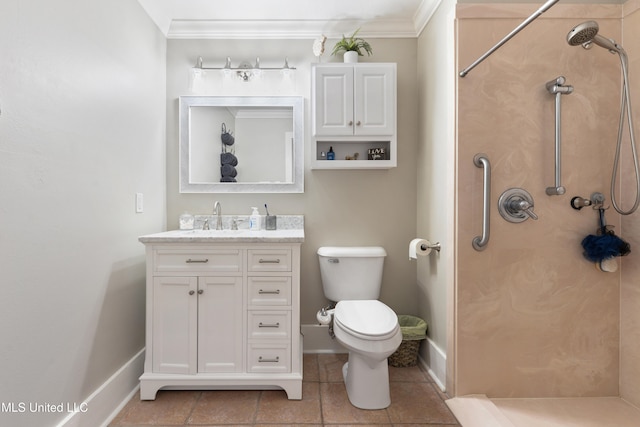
[258,356,280,363]
[258,258,281,264]
[258,289,280,295]
[186,258,209,263]
[259,322,280,328]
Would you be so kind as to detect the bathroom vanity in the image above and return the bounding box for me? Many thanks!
[138,218,303,400]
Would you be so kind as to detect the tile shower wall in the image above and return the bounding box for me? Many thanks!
[455,4,624,397]
[621,0,640,409]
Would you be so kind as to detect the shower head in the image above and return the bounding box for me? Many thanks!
[567,20,625,55]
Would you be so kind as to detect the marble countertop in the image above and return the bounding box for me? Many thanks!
[139,215,304,244]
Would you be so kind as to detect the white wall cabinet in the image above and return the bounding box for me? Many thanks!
[139,242,302,400]
[311,63,397,169]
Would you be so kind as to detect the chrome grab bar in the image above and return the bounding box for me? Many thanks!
[545,76,573,196]
[472,154,491,251]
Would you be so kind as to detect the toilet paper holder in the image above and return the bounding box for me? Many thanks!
[421,242,441,252]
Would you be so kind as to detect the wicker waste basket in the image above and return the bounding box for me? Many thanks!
[388,315,428,367]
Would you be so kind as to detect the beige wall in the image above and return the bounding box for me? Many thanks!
[416,0,458,390]
[455,3,624,397]
[0,0,166,425]
[621,0,640,408]
[165,39,419,325]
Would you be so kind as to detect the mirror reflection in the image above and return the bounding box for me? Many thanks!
[180,96,303,193]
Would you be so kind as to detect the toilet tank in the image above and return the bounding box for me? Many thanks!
[317,246,387,301]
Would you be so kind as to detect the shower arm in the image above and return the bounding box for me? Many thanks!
[546,76,573,196]
[459,0,559,78]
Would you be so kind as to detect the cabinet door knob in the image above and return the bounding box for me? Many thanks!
[198,289,204,294]
[189,290,195,295]
[348,120,353,126]
[356,120,361,126]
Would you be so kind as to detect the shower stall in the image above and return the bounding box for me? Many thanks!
[418,1,640,425]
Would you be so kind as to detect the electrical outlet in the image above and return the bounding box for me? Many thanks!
[136,193,144,213]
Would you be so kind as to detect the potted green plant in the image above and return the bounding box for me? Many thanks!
[331,28,373,63]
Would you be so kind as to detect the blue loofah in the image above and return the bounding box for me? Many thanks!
[581,207,631,262]
[581,233,630,262]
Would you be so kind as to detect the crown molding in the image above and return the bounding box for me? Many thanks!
[413,0,444,36]
[167,18,421,39]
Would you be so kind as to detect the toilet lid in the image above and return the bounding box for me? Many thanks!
[335,300,398,337]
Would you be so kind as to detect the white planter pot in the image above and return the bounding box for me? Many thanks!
[343,51,359,63]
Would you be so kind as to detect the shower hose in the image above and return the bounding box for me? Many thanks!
[611,52,640,215]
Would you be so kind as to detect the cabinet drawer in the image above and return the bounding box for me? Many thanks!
[248,249,292,272]
[247,343,290,373]
[248,277,291,306]
[154,249,242,273]
[248,311,291,340]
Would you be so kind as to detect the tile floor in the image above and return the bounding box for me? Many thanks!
[110,353,461,426]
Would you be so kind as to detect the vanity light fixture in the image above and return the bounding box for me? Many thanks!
[193,56,296,82]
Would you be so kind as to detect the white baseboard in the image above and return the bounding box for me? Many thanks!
[419,337,447,392]
[57,348,145,427]
[301,324,346,353]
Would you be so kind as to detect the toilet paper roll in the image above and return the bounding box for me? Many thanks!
[409,238,432,259]
[316,309,332,325]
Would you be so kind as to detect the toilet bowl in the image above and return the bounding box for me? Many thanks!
[317,246,401,410]
[333,300,402,409]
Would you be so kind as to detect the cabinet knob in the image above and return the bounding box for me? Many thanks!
[198,289,204,294]
[189,290,195,295]
[356,120,361,126]
[348,120,353,126]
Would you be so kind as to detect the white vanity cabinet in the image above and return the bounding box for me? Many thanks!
[138,230,303,401]
[311,63,397,169]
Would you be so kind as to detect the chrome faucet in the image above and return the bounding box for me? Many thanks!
[213,201,223,230]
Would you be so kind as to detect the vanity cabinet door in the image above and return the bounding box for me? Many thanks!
[353,64,395,136]
[198,276,243,373]
[313,65,354,136]
[152,277,198,374]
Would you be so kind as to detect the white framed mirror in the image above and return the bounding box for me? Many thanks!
[179,96,304,193]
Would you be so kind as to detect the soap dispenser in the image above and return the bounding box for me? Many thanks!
[249,207,261,231]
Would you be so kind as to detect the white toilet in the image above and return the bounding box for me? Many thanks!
[317,246,402,410]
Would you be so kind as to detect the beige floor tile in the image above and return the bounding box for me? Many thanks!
[387,382,458,425]
[187,390,259,424]
[320,382,391,424]
[318,353,348,382]
[112,390,200,425]
[255,382,322,424]
[303,353,320,382]
[110,355,461,427]
[388,364,430,382]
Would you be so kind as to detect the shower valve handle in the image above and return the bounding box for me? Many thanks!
[498,188,538,223]
[509,200,538,220]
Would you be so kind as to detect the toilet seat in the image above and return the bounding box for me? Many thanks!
[334,300,399,340]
